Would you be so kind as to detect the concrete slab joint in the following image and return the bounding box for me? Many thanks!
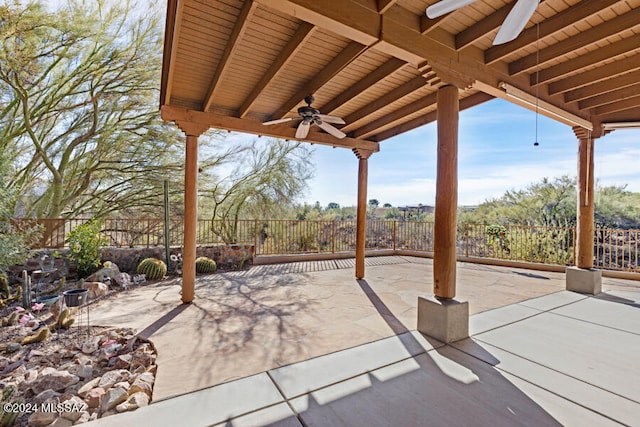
[417,296,469,343]
[566,266,602,295]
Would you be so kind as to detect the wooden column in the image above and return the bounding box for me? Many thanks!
[433,85,459,299]
[173,121,209,304]
[182,134,199,303]
[354,149,372,279]
[576,137,595,269]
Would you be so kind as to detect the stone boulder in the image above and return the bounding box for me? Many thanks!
[86,265,120,283]
[30,369,79,395]
[82,282,109,299]
[113,272,132,290]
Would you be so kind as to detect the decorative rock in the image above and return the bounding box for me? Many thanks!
[60,396,85,422]
[7,342,21,353]
[82,282,109,299]
[130,350,154,371]
[33,389,61,404]
[86,265,120,283]
[98,369,129,389]
[120,391,149,412]
[81,336,101,355]
[77,377,101,399]
[28,410,57,427]
[113,354,132,370]
[113,381,130,392]
[128,372,154,398]
[113,272,131,290]
[30,370,79,394]
[75,411,91,424]
[100,387,128,413]
[49,417,73,427]
[84,387,106,409]
[68,361,93,380]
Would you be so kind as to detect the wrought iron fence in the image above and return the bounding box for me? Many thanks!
[13,218,640,273]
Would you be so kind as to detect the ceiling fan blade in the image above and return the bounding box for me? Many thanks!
[295,121,311,139]
[493,0,539,45]
[262,117,300,126]
[316,120,346,139]
[317,114,345,125]
[426,0,478,19]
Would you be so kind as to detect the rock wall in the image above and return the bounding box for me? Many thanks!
[9,245,254,281]
[101,244,254,274]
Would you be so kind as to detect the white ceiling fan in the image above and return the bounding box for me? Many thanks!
[262,95,346,139]
[426,0,540,45]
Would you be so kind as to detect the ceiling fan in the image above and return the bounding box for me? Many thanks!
[262,96,346,139]
[426,0,539,45]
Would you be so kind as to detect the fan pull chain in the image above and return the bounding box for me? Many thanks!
[534,21,540,147]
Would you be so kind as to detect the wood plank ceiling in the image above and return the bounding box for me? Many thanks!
[160,0,640,149]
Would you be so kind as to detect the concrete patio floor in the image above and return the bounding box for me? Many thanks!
[85,256,640,426]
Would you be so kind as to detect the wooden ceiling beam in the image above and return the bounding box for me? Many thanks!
[160,0,182,107]
[342,76,427,131]
[320,58,407,114]
[269,41,367,120]
[535,36,640,86]
[594,95,640,116]
[203,0,258,112]
[377,0,399,14]
[238,22,316,118]
[485,0,620,64]
[372,92,494,141]
[255,0,380,46]
[509,8,640,75]
[352,92,438,138]
[565,72,640,103]
[548,54,640,95]
[579,83,640,110]
[161,106,380,152]
[455,4,510,50]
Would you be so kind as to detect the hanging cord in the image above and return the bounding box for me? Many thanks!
[534,21,540,146]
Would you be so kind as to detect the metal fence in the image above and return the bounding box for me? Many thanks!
[13,218,639,273]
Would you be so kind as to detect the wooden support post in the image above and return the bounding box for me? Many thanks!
[576,137,595,269]
[353,149,372,279]
[433,85,459,299]
[182,134,199,303]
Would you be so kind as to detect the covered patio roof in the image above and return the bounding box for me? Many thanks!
[160,0,640,146]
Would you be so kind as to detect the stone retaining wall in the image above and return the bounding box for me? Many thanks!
[8,245,254,282]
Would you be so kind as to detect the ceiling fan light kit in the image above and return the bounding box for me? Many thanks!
[427,0,540,45]
[263,95,346,139]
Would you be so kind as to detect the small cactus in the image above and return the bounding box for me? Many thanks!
[136,258,167,280]
[195,257,217,274]
[0,273,8,299]
[54,308,75,330]
[0,279,21,309]
[22,327,50,345]
[1,385,21,427]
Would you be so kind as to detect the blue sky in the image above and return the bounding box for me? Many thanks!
[300,98,640,207]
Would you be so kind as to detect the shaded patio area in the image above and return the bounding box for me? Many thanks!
[85,257,638,414]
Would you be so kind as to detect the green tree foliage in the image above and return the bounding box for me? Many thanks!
[201,138,313,243]
[594,184,640,229]
[458,176,577,227]
[459,175,640,229]
[66,219,107,278]
[0,0,183,218]
[0,147,41,271]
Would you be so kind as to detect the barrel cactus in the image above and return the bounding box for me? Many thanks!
[136,258,167,280]
[195,257,217,274]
